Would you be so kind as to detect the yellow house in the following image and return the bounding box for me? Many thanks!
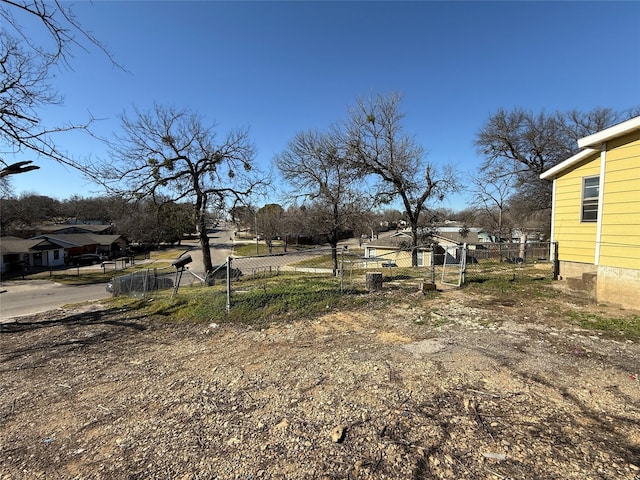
[540,115,640,310]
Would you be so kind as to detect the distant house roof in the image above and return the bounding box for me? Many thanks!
[434,228,481,245]
[541,115,640,180]
[34,224,114,235]
[0,236,66,254]
[30,233,124,249]
[366,227,481,248]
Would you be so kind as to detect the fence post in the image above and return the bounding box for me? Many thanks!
[551,242,559,280]
[226,256,232,313]
[460,243,468,285]
[430,244,435,284]
[340,247,345,294]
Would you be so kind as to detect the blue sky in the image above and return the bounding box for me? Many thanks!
[7,0,640,211]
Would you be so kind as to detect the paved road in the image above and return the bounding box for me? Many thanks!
[0,280,110,321]
[0,225,354,320]
[181,225,234,278]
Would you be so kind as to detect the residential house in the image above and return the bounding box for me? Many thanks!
[540,115,640,310]
[362,227,481,267]
[362,231,424,267]
[0,236,66,275]
[30,233,127,259]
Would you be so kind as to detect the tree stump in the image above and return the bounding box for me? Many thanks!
[418,279,436,293]
[366,272,383,291]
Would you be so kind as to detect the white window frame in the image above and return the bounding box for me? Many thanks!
[581,175,599,223]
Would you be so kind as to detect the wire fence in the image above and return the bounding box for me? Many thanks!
[221,242,554,309]
[107,242,557,307]
[463,242,557,284]
[107,266,203,297]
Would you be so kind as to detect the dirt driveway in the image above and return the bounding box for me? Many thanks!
[1,287,639,479]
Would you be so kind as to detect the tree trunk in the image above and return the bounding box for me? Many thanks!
[410,224,419,267]
[195,194,213,273]
[199,226,213,273]
[330,241,339,276]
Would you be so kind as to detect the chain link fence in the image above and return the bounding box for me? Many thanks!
[107,266,203,297]
[225,247,349,303]
[222,242,557,310]
[107,242,557,307]
[463,241,557,284]
[224,247,437,311]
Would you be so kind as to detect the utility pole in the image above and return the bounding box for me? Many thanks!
[255,211,259,255]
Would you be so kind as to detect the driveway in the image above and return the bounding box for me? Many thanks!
[0,280,110,321]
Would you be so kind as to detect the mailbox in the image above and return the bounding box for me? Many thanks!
[172,254,192,269]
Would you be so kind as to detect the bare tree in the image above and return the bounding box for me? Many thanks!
[256,203,285,254]
[475,107,639,213]
[346,92,456,266]
[0,192,62,235]
[0,0,118,182]
[470,166,515,242]
[275,129,366,275]
[104,104,266,273]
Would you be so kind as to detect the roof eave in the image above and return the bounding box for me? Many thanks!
[540,148,599,180]
[577,115,640,149]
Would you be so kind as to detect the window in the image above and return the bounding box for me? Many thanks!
[53,250,60,260]
[581,176,599,222]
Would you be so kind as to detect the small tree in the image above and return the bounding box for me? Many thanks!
[276,129,366,275]
[105,104,265,273]
[256,203,285,253]
[346,92,456,266]
[469,166,515,242]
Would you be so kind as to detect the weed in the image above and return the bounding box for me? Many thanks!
[565,311,640,340]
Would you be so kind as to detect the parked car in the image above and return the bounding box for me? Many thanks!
[70,254,105,266]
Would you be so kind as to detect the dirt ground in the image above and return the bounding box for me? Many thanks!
[1,285,639,479]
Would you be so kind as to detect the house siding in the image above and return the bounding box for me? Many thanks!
[546,123,640,310]
[598,130,640,270]
[552,153,601,264]
[364,246,429,268]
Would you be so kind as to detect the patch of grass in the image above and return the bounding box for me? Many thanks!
[232,242,287,257]
[25,270,114,285]
[293,254,335,268]
[464,274,558,299]
[151,248,192,260]
[565,311,640,340]
[415,312,453,328]
[107,273,373,326]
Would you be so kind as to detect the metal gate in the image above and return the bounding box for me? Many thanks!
[440,245,465,287]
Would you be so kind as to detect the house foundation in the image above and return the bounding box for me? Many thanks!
[559,261,639,311]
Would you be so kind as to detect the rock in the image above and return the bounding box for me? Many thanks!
[330,425,346,443]
[482,452,506,461]
[275,418,289,430]
[226,437,241,446]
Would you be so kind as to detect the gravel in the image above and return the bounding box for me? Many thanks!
[1,288,639,479]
